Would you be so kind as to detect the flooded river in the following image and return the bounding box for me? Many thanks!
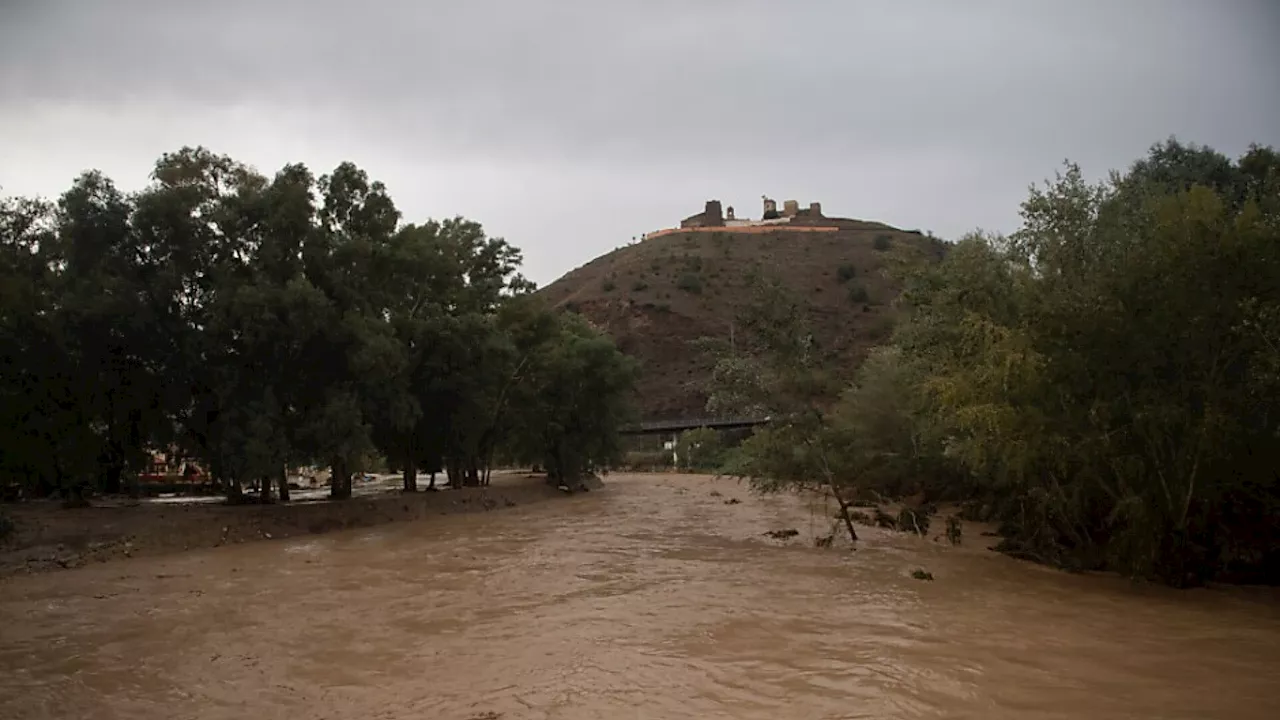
[1,474,1278,719]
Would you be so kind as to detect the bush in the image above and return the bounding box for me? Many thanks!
[602,276,616,292]
[848,283,870,303]
[873,234,893,251]
[897,508,930,536]
[676,272,704,294]
[631,279,649,292]
[622,450,673,471]
[836,263,857,283]
[676,427,724,471]
[0,511,14,542]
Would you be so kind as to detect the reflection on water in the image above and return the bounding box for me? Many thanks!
[1,474,1277,719]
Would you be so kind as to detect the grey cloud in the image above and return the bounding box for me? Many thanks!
[2,0,1278,283]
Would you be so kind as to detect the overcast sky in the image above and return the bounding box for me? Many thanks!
[2,0,1277,285]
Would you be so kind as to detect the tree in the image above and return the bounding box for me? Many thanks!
[505,312,637,485]
[1,146,634,518]
[894,140,1280,585]
[675,427,723,471]
[708,276,862,541]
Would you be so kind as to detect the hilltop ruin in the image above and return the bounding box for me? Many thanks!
[678,195,827,229]
[640,196,846,240]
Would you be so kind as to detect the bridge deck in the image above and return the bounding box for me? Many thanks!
[619,417,771,436]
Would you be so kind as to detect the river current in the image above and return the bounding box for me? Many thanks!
[1,473,1277,719]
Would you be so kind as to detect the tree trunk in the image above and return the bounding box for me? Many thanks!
[259,474,273,504]
[125,468,140,499]
[829,482,859,543]
[277,464,290,503]
[403,455,418,492]
[428,471,437,490]
[102,459,123,496]
[225,477,244,504]
[464,459,480,487]
[330,457,352,500]
[62,477,91,508]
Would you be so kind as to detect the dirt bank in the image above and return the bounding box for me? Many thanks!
[0,472,584,579]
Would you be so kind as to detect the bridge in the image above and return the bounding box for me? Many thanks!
[619,416,772,437]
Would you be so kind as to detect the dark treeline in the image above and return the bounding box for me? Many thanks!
[711,139,1280,587]
[0,147,636,504]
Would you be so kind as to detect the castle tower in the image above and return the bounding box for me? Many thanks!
[726,206,735,220]
[704,199,724,226]
[762,195,778,219]
[783,199,799,217]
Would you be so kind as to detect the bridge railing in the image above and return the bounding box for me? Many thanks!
[619,416,772,435]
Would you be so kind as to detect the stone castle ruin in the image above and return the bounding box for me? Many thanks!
[677,195,825,230]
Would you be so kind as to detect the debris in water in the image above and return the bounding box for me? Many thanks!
[897,508,930,536]
[709,490,722,497]
[843,510,872,525]
[814,534,834,548]
[874,508,897,529]
[723,498,741,505]
[764,529,800,540]
[911,569,934,581]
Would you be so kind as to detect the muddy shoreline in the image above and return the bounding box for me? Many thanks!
[0,472,579,579]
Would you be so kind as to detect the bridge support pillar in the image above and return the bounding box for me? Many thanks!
[663,433,680,469]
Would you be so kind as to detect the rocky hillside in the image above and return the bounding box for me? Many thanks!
[538,220,947,420]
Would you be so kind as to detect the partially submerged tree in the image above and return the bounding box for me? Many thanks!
[896,139,1280,585]
[708,277,869,542]
[505,311,638,486]
[712,138,1280,584]
[0,148,633,506]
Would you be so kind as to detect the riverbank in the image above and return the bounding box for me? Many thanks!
[0,471,576,578]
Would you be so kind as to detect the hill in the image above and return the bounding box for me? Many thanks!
[538,209,947,421]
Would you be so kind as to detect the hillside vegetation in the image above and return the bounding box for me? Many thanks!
[539,221,947,419]
[719,139,1280,587]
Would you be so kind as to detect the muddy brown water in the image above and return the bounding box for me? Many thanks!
[1,474,1278,719]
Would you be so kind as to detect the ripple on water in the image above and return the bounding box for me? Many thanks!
[1,473,1278,719]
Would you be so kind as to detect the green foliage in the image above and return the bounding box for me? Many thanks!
[675,427,723,471]
[601,276,616,292]
[622,450,673,471]
[896,508,930,536]
[892,138,1280,585]
[676,272,704,294]
[713,138,1280,586]
[945,516,962,545]
[502,313,638,482]
[0,147,634,503]
[631,279,649,292]
[847,283,870,304]
[873,234,893,251]
[836,263,857,283]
